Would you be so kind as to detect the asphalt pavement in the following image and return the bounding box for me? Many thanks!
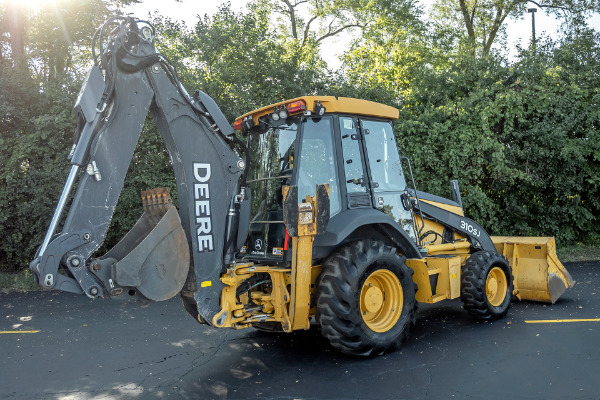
[1,261,599,400]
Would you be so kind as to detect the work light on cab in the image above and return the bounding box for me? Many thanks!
[242,116,254,130]
[271,107,281,121]
[314,100,326,116]
[278,107,289,119]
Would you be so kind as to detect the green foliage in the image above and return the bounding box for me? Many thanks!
[393,54,521,232]
[0,0,130,271]
[1,0,598,274]
[0,64,78,271]
[26,0,113,79]
[151,2,330,121]
[490,34,600,243]
[0,269,39,293]
[345,21,600,245]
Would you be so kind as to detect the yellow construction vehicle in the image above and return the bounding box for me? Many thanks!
[30,17,573,356]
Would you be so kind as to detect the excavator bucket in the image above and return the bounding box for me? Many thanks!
[491,236,574,304]
[101,188,190,301]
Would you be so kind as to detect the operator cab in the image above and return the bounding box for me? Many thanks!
[234,96,417,264]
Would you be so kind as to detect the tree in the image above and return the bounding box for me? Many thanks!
[273,0,363,50]
[151,2,330,120]
[431,0,600,56]
[491,32,600,242]
[0,0,128,271]
[0,1,26,67]
[342,1,600,244]
[267,0,423,66]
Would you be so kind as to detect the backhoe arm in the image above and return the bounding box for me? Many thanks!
[30,17,247,323]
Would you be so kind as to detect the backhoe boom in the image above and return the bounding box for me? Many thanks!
[30,17,247,324]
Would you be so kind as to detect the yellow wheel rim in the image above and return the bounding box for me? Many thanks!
[360,269,403,332]
[486,267,508,307]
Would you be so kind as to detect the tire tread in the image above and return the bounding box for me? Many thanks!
[316,240,417,356]
[460,251,514,321]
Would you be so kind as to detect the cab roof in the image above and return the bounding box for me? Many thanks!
[234,96,399,130]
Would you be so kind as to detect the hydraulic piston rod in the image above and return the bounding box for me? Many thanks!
[38,164,80,257]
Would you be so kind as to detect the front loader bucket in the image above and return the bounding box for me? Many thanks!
[492,237,574,303]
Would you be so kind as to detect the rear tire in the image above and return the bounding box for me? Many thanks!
[316,241,417,356]
[460,251,513,321]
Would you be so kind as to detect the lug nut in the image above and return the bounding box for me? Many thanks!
[92,263,100,271]
[89,286,99,296]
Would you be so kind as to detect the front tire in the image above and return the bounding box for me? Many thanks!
[316,241,417,356]
[460,251,514,321]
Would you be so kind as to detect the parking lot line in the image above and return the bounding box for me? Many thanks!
[0,330,41,334]
[525,318,600,324]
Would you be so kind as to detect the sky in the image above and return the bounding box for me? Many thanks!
[126,0,600,69]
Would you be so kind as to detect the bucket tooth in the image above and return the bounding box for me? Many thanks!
[141,187,173,223]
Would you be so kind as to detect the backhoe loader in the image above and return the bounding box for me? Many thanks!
[29,17,573,356]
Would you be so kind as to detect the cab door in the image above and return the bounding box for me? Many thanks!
[359,119,417,242]
[337,116,372,209]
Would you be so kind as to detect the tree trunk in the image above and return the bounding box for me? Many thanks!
[7,2,25,68]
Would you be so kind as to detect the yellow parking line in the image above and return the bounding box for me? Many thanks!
[525,318,600,324]
[0,330,41,334]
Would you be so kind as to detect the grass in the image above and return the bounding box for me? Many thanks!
[0,269,40,294]
[0,244,598,294]
[557,243,600,263]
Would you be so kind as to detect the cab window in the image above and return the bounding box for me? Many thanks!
[297,117,341,216]
[362,120,406,191]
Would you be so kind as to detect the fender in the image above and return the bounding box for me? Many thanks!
[314,208,422,259]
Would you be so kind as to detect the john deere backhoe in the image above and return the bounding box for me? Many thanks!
[29,17,574,356]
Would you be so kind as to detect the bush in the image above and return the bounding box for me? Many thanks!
[393,39,600,245]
